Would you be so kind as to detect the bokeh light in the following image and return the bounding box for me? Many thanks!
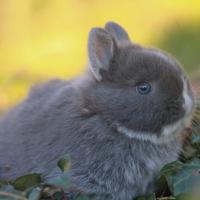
[0,0,200,112]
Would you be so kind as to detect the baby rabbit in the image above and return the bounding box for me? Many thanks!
[0,22,195,200]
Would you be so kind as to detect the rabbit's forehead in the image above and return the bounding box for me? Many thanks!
[115,47,183,86]
[145,49,176,66]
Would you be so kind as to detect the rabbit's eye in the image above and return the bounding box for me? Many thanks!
[136,82,151,95]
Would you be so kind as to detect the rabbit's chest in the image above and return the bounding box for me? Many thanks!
[123,157,160,194]
[98,156,163,200]
[119,145,180,197]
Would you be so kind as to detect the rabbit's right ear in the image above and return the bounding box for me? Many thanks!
[105,22,130,43]
[88,28,116,81]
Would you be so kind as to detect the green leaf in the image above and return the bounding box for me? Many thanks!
[156,175,171,197]
[57,155,71,172]
[172,159,200,196]
[75,195,91,200]
[13,174,41,191]
[52,192,65,200]
[175,192,190,200]
[146,194,156,200]
[136,197,146,200]
[159,161,185,194]
[26,187,41,200]
[191,133,200,144]
[46,173,70,190]
[160,161,184,177]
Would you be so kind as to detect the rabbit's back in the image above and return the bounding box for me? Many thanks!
[0,79,76,179]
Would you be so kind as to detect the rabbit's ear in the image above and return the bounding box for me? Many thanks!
[105,22,130,43]
[88,28,116,81]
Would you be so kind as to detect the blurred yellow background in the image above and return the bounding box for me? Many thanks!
[0,0,200,112]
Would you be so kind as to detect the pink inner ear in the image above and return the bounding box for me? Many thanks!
[96,44,104,61]
[95,38,113,69]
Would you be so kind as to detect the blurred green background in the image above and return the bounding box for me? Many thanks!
[0,0,200,112]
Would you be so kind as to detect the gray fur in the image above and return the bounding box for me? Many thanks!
[88,28,116,81]
[105,22,130,43]
[0,22,195,200]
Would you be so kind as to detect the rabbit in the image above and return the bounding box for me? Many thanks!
[0,22,196,200]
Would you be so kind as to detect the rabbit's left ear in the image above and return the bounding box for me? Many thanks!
[88,28,117,81]
[105,22,130,43]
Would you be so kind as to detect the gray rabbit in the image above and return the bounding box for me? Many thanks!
[0,22,196,200]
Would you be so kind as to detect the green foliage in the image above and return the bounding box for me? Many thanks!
[157,24,200,74]
[172,159,200,196]
[57,155,71,172]
[27,188,41,200]
[75,196,91,200]
[46,173,70,190]
[13,174,41,191]
[159,159,200,197]
[0,156,88,200]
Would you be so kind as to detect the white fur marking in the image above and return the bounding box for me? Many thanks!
[182,77,193,115]
[116,119,184,144]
